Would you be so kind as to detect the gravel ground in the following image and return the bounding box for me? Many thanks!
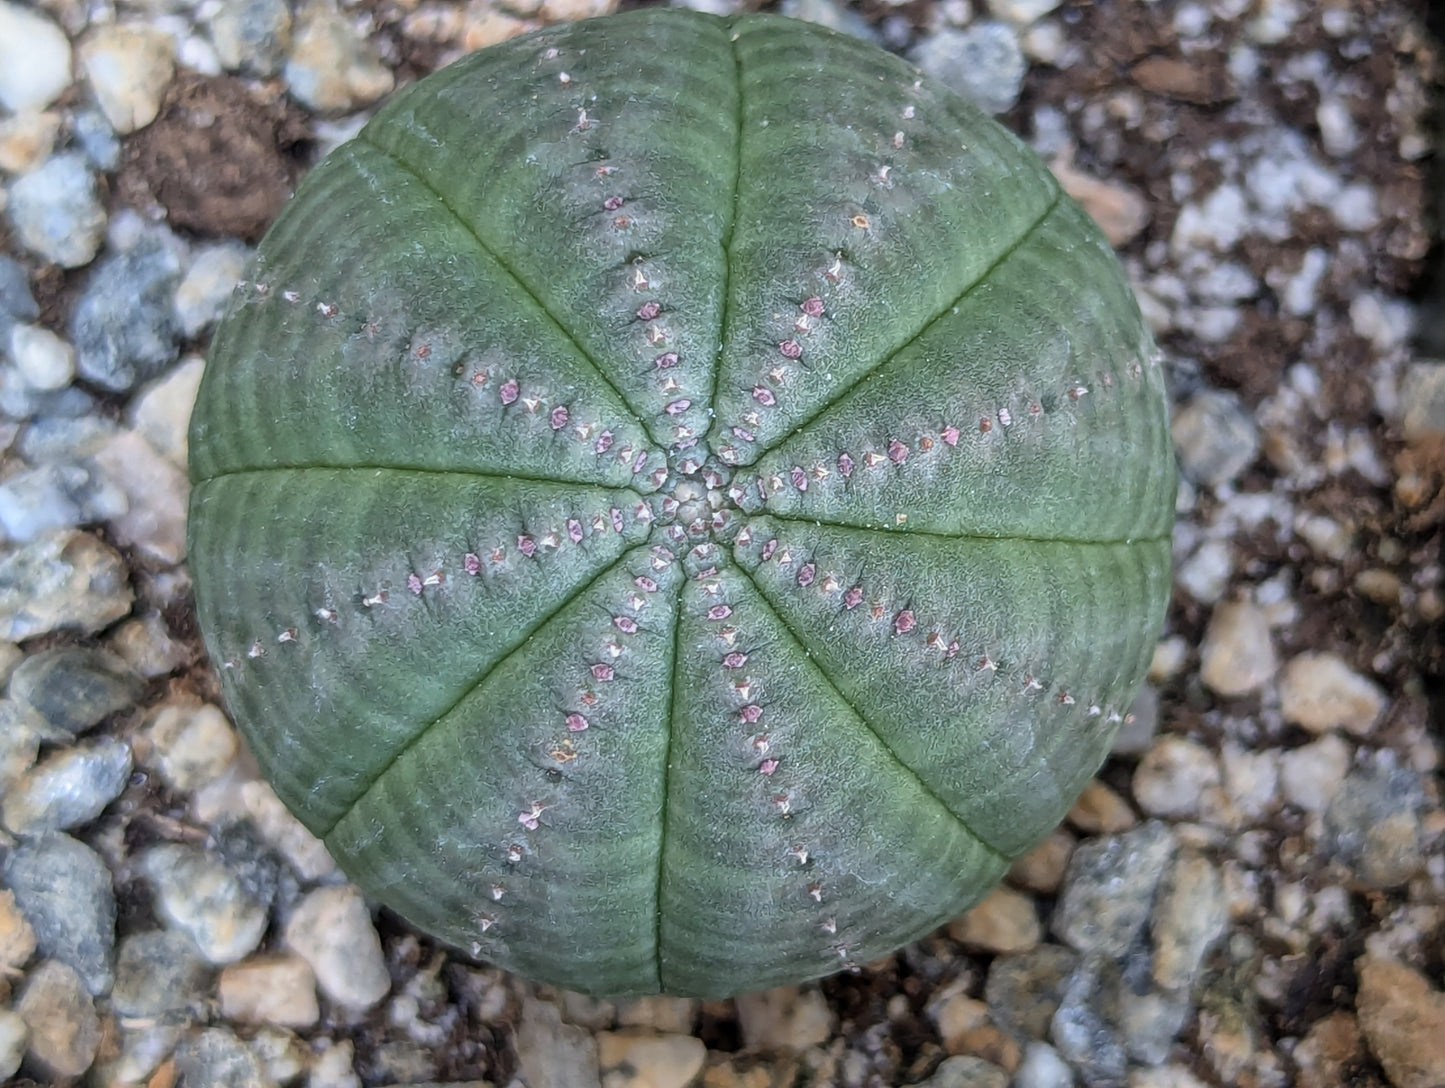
[0,0,1442,1086]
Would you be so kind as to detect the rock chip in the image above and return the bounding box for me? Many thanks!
[5,153,108,269]
[735,985,835,1052]
[1,736,133,834]
[1151,851,1227,992]
[1278,652,1385,736]
[919,1055,1009,1088]
[284,4,395,113]
[1294,1011,1365,1088]
[1132,736,1222,819]
[9,322,75,392]
[0,529,129,644]
[16,959,101,1078]
[0,460,127,542]
[1279,734,1350,813]
[987,0,1061,24]
[1323,758,1427,888]
[107,610,193,678]
[219,953,320,1027]
[90,429,190,563]
[175,243,250,338]
[0,1,73,113]
[1049,154,1148,247]
[174,1026,279,1088]
[948,885,1041,954]
[1053,822,1175,957]
[910,23,1026,115]
[1012,1042,1073,1088]
[112,929,212,1019]
[8,646,141,736]
[1066,778,1138,832]
[143,700,239,791]
[0,1008,25,1080]
[0,888,37,975]
[1007,829,1074,895]
[597,1031,707,1088]
[70,225,184,392]
[1171,390,1260,489]
[3,831,116,995]
[515,994,601,1088]
[1355,957,1445,1088]
[141,843,269,964]
[130,357,205,467]
[209,0,294,75]
[1199,600,1276,698]
[284,884,390,1009]
[79,24,177,133]
[1,109,68,176]
[615,995,699,1035]
[984,944,1078,1043]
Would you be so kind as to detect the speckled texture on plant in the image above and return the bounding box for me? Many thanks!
[187,8,1174,999]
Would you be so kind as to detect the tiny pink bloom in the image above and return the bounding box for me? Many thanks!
[740,704,763,724]
[752,386,776,407]
[636,301,661,321]
[566,713,589,731]
[550,405,569,430]
[499,380,519,405]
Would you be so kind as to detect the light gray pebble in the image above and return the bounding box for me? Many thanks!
[1279,734,1350,813]
[8,646,142,737]
[1171,389,1259,489]
[1,736,133,835]
[0,529,134,641]
[1151,852,1227,993]
[1053,821,1176,957]
[4,832,116,995]
[515,995,601,1088]
[1050,955,1129,1087]
[141,843,269,965]
[1199,600,1277,699]
[0,1,73,113]
[984,944,1079,1042]
[0,461,128,542]
[911,22,1026,115]
[1117,965,1193,1064]
[1014,1041,1075,1088]
[95,1023,188,1086]
[130,357,204,466]
[208,0,294,75]
[112,929,212,1020]
[175,242,250,338]
[920,1055,1010,1088]
[5,153,108,269]
[0,255,38,334]
[174,1026,279,1088]
[17,958,101,1078]
[0,368,96,422]
[17,414,119,464]
[285,884,390,1009]
[1323,755,1427,889]
[8,323,74,391]
[70,228,185,393]
[71,108,121,172]
[0,698,48,788]
[778,0,876,40]
[0,1007,25,1080]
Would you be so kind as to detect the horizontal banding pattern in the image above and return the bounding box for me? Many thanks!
[188,9,1174,998]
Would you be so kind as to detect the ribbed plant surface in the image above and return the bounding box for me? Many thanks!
[188,9,1175,998]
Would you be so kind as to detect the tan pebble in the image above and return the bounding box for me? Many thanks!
[1355,956,1445,1088]
[79,25,175,133]
[1199,601,1276,697]
[0,890,36,976]
[614,994,698,1035]
[1007,829,1074,894]
[17,960,100,1078]
[1278,652,1385,736]
[218,954,319,1027]
[597,1030,706,1088]
[1049,154,1149,247]
[1066,779,1138,832]
[734,985,833,1052]
[948,886,1041,954]
[1294,1011,1364,1088]
[0,109,61,173]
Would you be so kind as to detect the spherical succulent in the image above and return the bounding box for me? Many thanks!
[187,9,1175,998]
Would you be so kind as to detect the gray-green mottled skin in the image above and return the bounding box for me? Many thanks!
[187,9,1175,998]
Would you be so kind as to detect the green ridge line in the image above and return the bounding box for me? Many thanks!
[355,131,666,450]
[748,186,1067,464]
[739,565,1011,865]
[760,512,1174,549]
[319,547,638,841]
[653,575,685,992]
[191,462,646,492]
[705,21,747,433]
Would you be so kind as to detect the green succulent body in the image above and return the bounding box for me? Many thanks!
[187,9,1175,998]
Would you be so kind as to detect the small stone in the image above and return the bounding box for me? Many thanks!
[3,832,116,995]
[1323,758,1427,889]
[1355,957,1445,1088]
[1245,0,1302,44]
[112,929,211,1018]
[910,23,1025,115]
[174,1026,278,1088]
[1049,155,1148,247]
[284,5,395,113]
[219,953,320,1027]
[209,0,294,75]
[615,995,699,1035]
[1066,778,1137,832]
[949,885,1041,954]
[71,108,122,172]
[1050,956,1127,1086]
[1279,734,1350,813]
[0,889,37,974]
[89,429,190,564]
[284,884,390,1009]
[8,646,142,737]
[1,736,133,834]
[0,1008,25,1080]
[1170,184,1248,254]
[70,226,184,392]
[1399,363,1445,444]
[79,25,176,134]
[1176,538,1233,604]
[986,0,1060,23]
[735,985,834,1052]
[8,323,75,392]
[143,700,239,791]
[107,610,192,678]
[930,990,1020,1068]
[1294,1011,1364,1088]
[515,995,602,1088]
[1219,743,1279,825]
[239,780,337,881]
[1132,736,1221,819]
[597,1031,706,1088]
[0,531,132,641]
[1171,390,1259,490]
[984,944,1078,1043]
[0,255,38,331]
[17,959,101,1078]
[1199,601,1276,698]
[0,461,127,542]
[1279,652,1385,736]
[141,843,268,965]
[1053,822,1175,957]
[1012,1042,1073,1088]
[1150,852,1226,992]
[249,1026,309,1085]
[919,1055,1009,1088]
[777,0,875,41]
[175,244,250,338]
[1007,829,1074,894]
[130,357,205,468]
[1131,1068,1210,1088]
[0,108,62,175]
[0,2,73,112]
[6,153,108,268]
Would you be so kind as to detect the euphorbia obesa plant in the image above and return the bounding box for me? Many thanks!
[188,8,1175,998]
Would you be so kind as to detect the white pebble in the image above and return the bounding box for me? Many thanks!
[1199,600,1277,697]
[1279,734,1350,813]
[1133,736,1222,818]
[1279,652,1385,736]
[79,25,177,134]
[8,323,75,392]
[0,2,73,113]
[284,885,390,1010]
[130,357,205,468]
